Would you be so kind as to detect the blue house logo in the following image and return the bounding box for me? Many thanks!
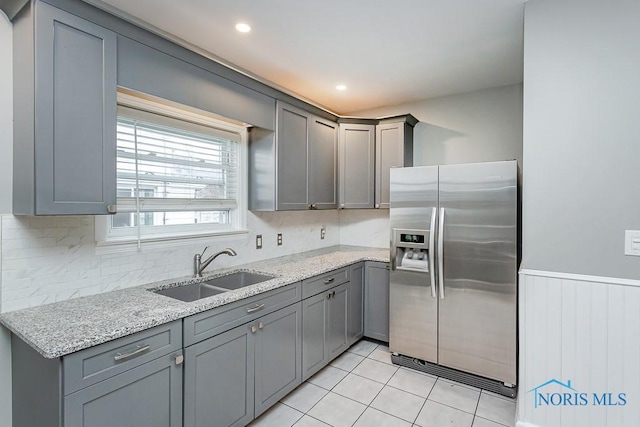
[528,379,627,409]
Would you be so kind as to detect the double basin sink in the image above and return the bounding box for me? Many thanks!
[154,271,275,302]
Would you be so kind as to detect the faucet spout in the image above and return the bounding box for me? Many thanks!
[194,247,237,278]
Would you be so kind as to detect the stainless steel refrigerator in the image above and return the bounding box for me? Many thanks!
[389,160,517,397]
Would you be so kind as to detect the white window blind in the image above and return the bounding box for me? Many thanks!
[115,105,241,229]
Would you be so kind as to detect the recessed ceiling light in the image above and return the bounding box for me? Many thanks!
[235,23,251,33]
[336,84,347,91]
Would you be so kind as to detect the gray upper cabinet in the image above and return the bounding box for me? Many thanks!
[364,261,390,342]
[13,1,117,215]
[309,117,338,209]
[375,118,415,209]
[273,101,338,211]
[277,102,310,210]
[339,123,376,209]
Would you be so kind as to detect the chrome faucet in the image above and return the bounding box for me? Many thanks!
[193,247,237,278]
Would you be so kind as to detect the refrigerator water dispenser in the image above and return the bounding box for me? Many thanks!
[392,229,430,272]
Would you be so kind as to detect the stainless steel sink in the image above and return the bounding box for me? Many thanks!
[202,271,275,290]
[152,271,275,302]
[154,283,227,302]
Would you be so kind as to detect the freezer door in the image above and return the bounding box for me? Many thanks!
[389,166,438,363]
[437,161,517,384]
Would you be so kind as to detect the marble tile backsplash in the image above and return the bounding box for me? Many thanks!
[0,210,340,313]
[339,209,390,249]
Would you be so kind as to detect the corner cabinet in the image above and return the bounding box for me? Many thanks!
[12,1,117,215]
[338,116,416,210]
[375,118,415,209]
[276,101,338,210]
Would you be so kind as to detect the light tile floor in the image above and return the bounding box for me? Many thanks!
[249,339,516,427]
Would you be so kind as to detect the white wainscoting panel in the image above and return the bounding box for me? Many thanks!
[518,270,640,427]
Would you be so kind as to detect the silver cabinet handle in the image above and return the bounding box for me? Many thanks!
[258,322,264,329]
[332,291,336,298]
[107,204,117,214]
[438,207,445,299]
[251,325,258,333]
[114,345,150,361]
[246,303,265,313]
[326,293,331,299]
[174,354,184,365]
[323,278,335,285]
[429,207,437,298]
[308,204,313,209]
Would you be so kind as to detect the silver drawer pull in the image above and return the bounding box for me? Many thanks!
[114,345,150,362]
[246,303,265,313]
[323,278,335,284]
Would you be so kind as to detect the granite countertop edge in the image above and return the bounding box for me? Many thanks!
[0,246,389,359]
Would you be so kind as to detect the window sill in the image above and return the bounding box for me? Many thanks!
[95,229,250,255]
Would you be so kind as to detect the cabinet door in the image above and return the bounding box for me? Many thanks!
[184,325,255,427]
[339,124,375,209]
[375,123,406,209]
[64,353,182,427]
[364,262,390,342]
[309,117,338,209]
[302,292,328,380]
[347,263,365,345]
[35,2,117,214]
[326,283,349,361]
[277,102,309,210]
[254,302,302,417]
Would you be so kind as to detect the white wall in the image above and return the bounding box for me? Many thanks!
[0,11,12,427]
[351,83,524,167]
[519,0,640,426]
[522,0,640,280]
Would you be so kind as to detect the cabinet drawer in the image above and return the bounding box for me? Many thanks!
[63,321,182,395]
[183,282,301,347]
[302,267,349,299]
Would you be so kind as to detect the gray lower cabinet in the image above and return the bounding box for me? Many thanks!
[364,261,390,342]
[11,321,183,427]
[184,302,302,427]
[12,1,117,215]
[64,354,182,427]
[347,263,365,345]
[302,282,349,380]
[184,321,255,427]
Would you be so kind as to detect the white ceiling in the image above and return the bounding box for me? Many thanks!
[96,0,525,115]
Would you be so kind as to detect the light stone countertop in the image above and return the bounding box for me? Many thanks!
[0,245,389,359]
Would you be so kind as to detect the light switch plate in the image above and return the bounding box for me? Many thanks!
[320,226,326,240]
[625,230,640,256]
[256,235,262,249]
[277,233,283,246]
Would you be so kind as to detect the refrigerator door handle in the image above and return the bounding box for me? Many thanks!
[438,207,445,299]
[428,207,437,298]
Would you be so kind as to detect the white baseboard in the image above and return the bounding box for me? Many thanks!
[516,422,541,427]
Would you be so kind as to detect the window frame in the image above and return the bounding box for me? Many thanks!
[95,91,249,250]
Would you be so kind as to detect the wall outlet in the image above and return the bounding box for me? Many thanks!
[256,234,262,249]
[625,230,640,256]
[277,233,283,246]
[320,226,326,240]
